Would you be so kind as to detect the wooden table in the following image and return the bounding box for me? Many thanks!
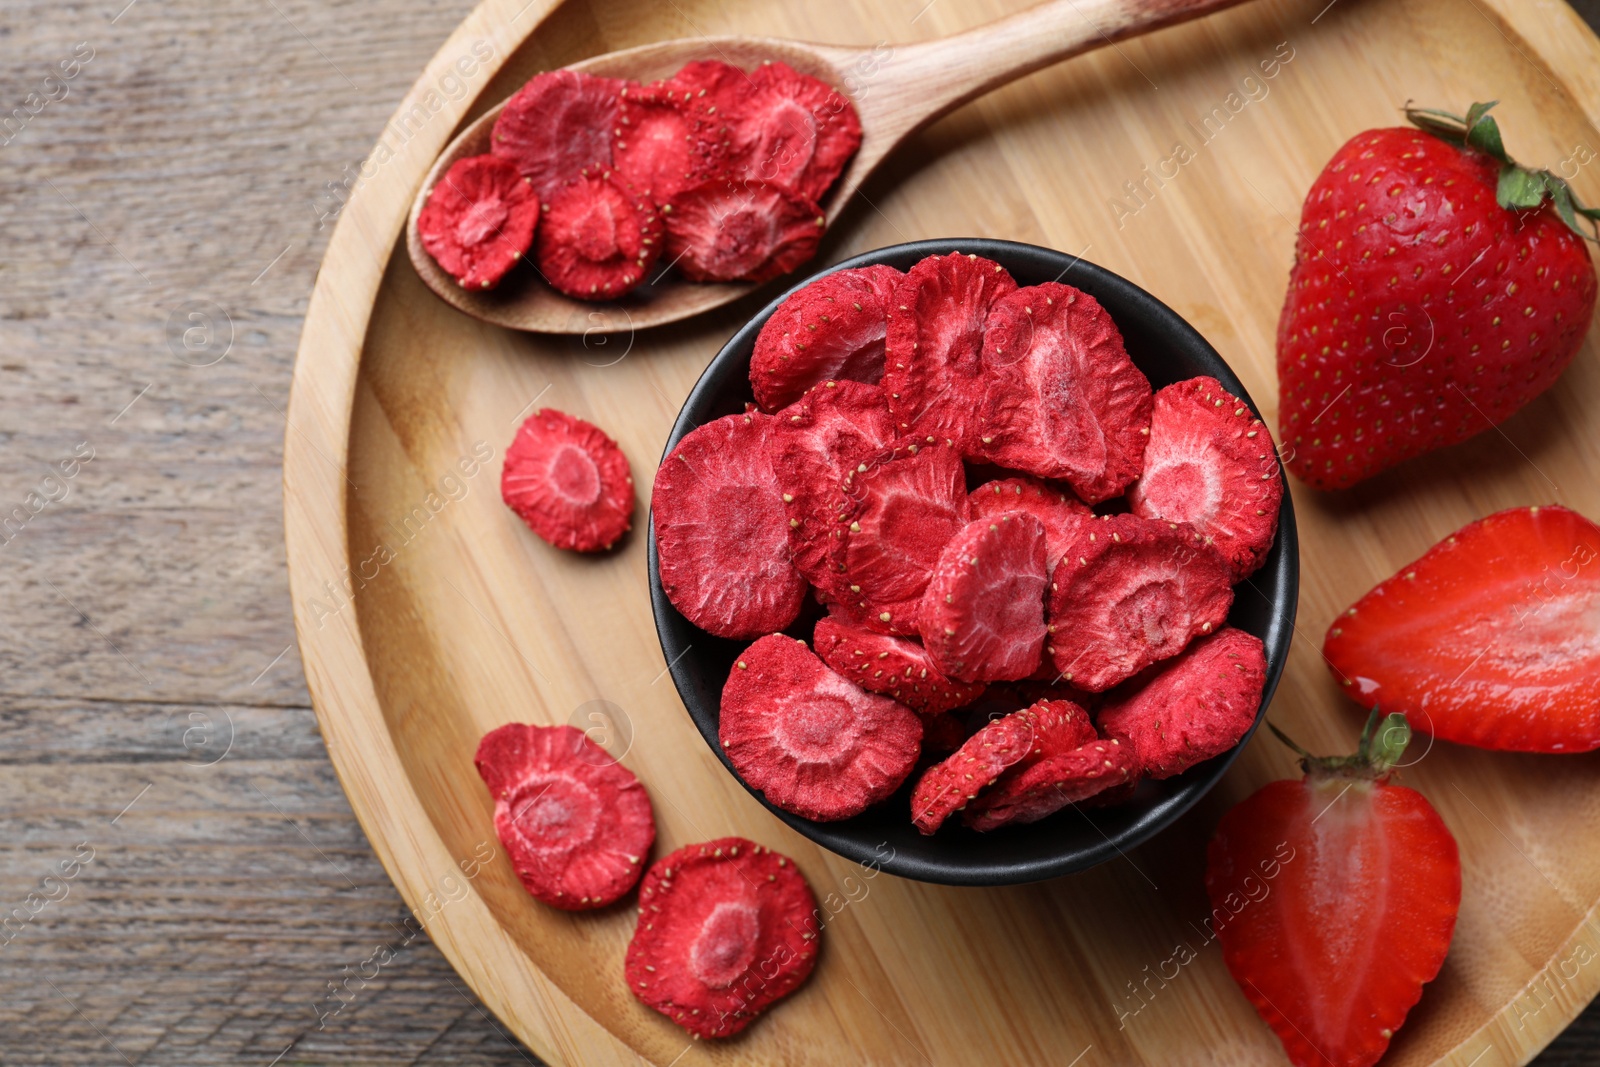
[2,0,1597,1063]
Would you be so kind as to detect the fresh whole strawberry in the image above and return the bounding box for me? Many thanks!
[1324,504,1600,752]
[1207,712,1460,1067]
[1277,101,1598,489]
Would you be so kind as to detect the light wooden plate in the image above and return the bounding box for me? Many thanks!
[285,0,1600,1063]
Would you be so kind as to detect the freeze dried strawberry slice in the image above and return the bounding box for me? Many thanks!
[535,174,662,300]
[978,283,1153,503]
[909,704,1043,834]
[1099,627,1266,779]
[720,634,922,821]
[1128,376,1282,580]
[969,476,1092,575]
[491,69,625,198]
[474,723,655,910]
[1047,514,1234,691]
[918,513,1049,683]
[750,265,904,411]
[614,81,726,205]
[417,155,540,291]
[664,178,824,282]
[768,380,892,593]
[831,441,971,635]
[625,837,818,1039]
[813,613,985,715]
[501,408,634,551]
[963,738,1137,831]
[730,60,860,203]
[884,252,1018,448]
[1017,698,1098,759]
[654,412,806,639]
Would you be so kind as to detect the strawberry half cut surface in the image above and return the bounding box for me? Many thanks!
[909,703,1045,834]
[1098,627,1266,778]
[653,412,807,640]
[1207,712,1460,1067]
[491,70,625,199]
[1276,102,1598,489]
[664,178,824,282]
[1046,513,1234,691]
[474,723,655,910]
[969,476,1091,576]
[813,613,985,715]
[625,837,819,1039]
[750,265,904,411]
[1323,504,1600,752]
[1128,376,1282,580]
[917,513,1050,683]
[884,251,1019,450]
[831,440,972,635]
[501,408,634,552]
[416,154,539,291]
[534,174,662,300]
[767,380,894,595]
[977,282,1153,503]
[962,737,1137,831]
[720,634,923,821]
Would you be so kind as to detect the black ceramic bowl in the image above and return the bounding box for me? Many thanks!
[648,238,1298,886]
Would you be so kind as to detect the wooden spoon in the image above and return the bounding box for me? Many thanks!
[407,0,1253,335]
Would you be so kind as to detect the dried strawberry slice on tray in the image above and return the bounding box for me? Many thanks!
[664,178,824,282]
[474,723,655,910]
[750,265,903,411]
[653,412,807,640]
[720,634,922,822]
[501,408,634,552]
[813,612,985,715]
[491,69,625,199]
[534,174,662,300]
[917,513,1050,683]
[625,836,819,1039]
[416,154,539,291]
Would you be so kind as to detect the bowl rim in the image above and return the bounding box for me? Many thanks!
[648,237,1299,886]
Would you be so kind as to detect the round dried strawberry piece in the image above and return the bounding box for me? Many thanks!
[720,634,922,821]
[474,722,655,909]
[1128,376,1283,580]
[534,174,662,300]
[977,282,1154,503]
[908,704,1041,834]
[501,408,634,552]
[1098,627,1266,779]
[417,154,539,291]
[664,178,824,283]
[750,265,903,411]
[726,60,861,203]
[969,476,1091,575]
[1047,513,1235,691]
[884,251,1019,449]
[918,513,1050,683]
[491,69,625,198]
[962,737,1137,831]
[831,441,972,635]
[654,412,806,640]
[813,613,985,715]
[625,837,818,1039]
[768,380,893,594]
[614,80,728,205]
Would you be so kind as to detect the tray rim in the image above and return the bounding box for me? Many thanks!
[283,1,1600,1064]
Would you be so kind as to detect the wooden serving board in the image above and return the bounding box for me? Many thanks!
[284,0,1600,1063]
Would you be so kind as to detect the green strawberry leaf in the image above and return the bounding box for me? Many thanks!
[1497,164,1549,210]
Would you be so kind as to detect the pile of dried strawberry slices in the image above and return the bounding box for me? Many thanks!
[653,250,1286,836]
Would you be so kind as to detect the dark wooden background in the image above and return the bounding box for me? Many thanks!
[1,0,1597,1063]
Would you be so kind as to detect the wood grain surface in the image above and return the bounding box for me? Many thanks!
[2,0,1599,1065]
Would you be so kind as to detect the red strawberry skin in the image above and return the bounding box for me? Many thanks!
[1207,774,1460,1067]
[1277,127,1597,489]
[1324,504,1600,752]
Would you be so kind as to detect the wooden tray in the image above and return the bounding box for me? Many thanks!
[285,0,1600,1063]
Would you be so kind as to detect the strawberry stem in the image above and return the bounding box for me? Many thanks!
[1405,100,1600,243]
[1267,708,1412,779]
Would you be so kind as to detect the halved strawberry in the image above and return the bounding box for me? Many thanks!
[416,154,540,291]
[813,613,985,715]
[977,283,1152,503]
[968,476,1091,575]
[962,737,1136,831]
[1323,504,1600,752]
[534,173,661,300]
[830,440,971,635]
[917,513,1049,683]
[491,70,625,198]
[653,412,807,640]
[1046,513,1234,691]
[1207,712,1460,1067]
[750,265,903,411]
[664,178,824,282]
[501,408,633,552]
[884,251,1018,449]
[720,634,922,821]
[1129,376,1282,580]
